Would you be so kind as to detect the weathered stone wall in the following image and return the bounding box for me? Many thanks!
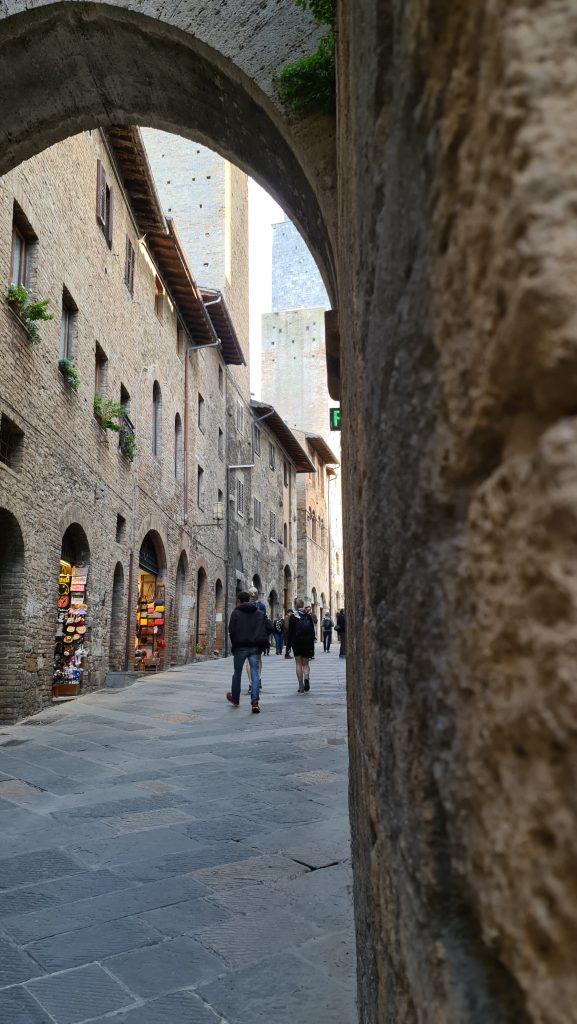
[339,1,577,1021]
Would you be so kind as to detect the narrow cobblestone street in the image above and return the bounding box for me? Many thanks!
[0,647,354,1023]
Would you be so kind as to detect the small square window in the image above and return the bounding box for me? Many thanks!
[0,414,24,471]
[115,514,126,542]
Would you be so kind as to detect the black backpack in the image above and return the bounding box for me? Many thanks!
[294,613,315,641]
[322,616,332,630]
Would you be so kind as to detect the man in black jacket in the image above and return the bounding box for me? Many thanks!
[227,592,269,713]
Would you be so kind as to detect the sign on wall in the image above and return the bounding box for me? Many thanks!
[330,407,341,431]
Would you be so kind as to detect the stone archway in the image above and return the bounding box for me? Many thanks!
[171,551,189,666]
[0,2,336,301]
[0,509,25,724]
[269,588,279,620]
[109,561,125,671]
[136,529,168,671]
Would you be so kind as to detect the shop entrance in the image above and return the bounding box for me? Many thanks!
[135,532,167,672]
[195,568,208,655]
[53,523,90,699]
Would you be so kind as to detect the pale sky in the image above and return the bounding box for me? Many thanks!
[248,177,284,400]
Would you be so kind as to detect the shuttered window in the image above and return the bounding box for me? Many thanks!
[124,236,135,295]
[269,511,277,541]
[254,498,262,532]
[96,160,113,248]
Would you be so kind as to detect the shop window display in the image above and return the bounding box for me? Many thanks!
[135,534,166,671]
[53,559,88,698]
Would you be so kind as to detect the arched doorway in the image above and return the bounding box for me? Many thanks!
[109,561,125,671]
[0,509,25,723]
[252,573,262,597]
[214,579,224,654]
[284,565,292,614]
[195,567,208,654]
[171,551,188,665]
[135,530,167,672]
[54,523,90,698]
[269,589,279,620]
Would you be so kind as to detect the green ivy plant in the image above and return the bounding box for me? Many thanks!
[195,642,205,655]
[276,0,335,114]
[120,430,136,462]
[7,283,54,343]
[58,358,79,392]
[93,394,124,432]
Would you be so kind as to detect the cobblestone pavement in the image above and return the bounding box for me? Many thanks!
[0,646,355,1023]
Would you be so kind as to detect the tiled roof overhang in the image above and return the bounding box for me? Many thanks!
[104,126,165,234]
[250,400,315,473]
[305,433,339,466]
[200,287,246,366]
[146,221,217,345]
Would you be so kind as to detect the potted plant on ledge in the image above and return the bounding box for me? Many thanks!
[58,358,79,391]
[7,284,53,342]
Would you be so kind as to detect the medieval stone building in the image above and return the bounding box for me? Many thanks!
[0,127,309,722]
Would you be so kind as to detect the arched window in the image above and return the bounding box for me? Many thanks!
[152,381,161,457]
[174,413,183,480]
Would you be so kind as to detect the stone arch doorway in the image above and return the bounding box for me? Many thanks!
[195,567,208,654]
[214,579,224,654]
[54,523,91,697]
[283,565,292,614]
[0,2,336,301]
[135,530,167,672]
[171,551,189,666]
[269,589,279,620]
[252,574,262,597]
[109,561,125,671]
[0,509,25,723]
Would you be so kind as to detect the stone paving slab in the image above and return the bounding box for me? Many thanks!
[0,647,355,1022]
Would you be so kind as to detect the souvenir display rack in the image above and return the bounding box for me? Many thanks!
[135,582,166,672]
[53,562,88,697]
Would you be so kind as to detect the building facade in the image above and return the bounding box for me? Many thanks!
[261,218,345,614]
[0,128,309,723]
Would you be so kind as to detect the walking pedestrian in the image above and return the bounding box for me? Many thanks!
[287,598,316,693]
[227,591,269,713]
[273,615,284,655]
[336,608,346,659]
[245,587,270,689]
[284,607,294,659]
[322,612,334,652]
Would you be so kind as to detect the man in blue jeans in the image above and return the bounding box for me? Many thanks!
[227,591,268,714]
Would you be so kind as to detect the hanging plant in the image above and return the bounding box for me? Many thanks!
[7,284,54,343]
[58,358,79,392]
[276,0,336,115]
[93,394,124,432]
[120,429,136,462]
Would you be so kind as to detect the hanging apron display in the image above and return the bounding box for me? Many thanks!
[53,561,88,697]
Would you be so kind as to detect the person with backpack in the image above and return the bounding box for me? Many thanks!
[227,591,269,713]
[287,598,315,693]
[273,615,285,655]
[322,612,334,652]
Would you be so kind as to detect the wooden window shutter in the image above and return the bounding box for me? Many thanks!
[106,186,114,248]
[96,160,106,226]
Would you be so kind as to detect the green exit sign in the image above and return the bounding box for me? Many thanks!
[330,408,341,431]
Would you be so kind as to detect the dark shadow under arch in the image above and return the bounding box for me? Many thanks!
[0,509,25,723]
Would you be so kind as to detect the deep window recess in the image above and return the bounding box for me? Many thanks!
[269,510,277,541]
[115,514,126,543]
[0,414,24,471]
[120,384,130,414]
[283,461,289,486]
[253,424,261,456]
[198,393,205,431]
[218,427,224,459]
[94,343,108,396]
[254,498,262,532]
[283,522,288,547]
[175,413,184,481]
[218,365,224,394]
[237,478,244,517]
[124,236,135,295]
[10,203,37,289]
[96,160,114,248]
[60,289,77,360]
[269,442,276,471]
[197,465,205,508]
[152,381,162,457]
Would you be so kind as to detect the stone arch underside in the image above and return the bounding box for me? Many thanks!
[0,1,336,301]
